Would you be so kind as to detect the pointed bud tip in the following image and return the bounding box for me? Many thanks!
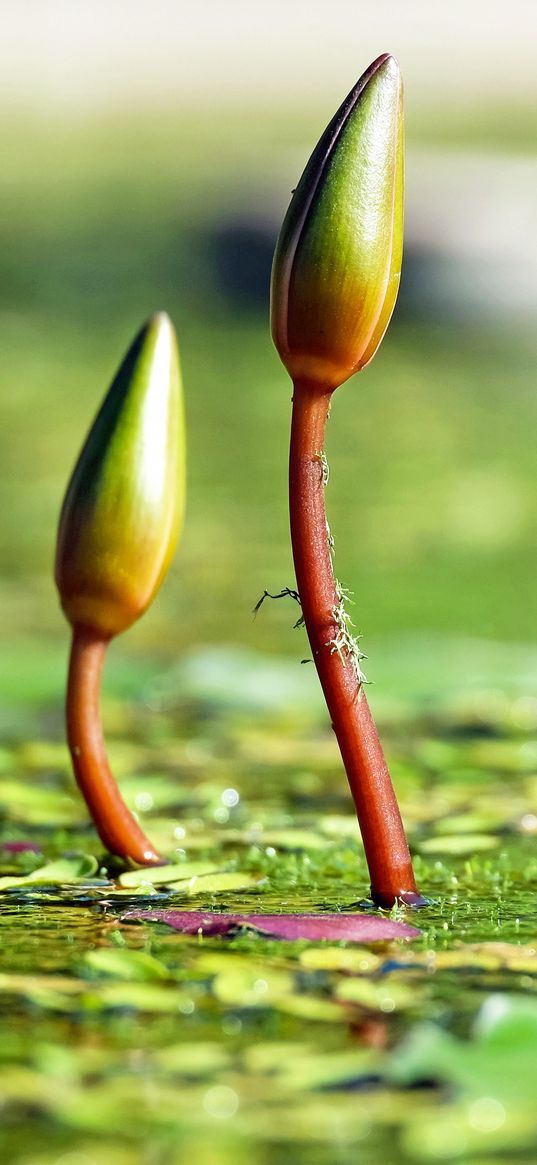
[350,53,400,98]
[271,52,404,391]
[360,54,402,105]
[139,311,175,343]
[56,314,185,638]
[378,54,401,86]
[372,52,399,72]
[147,310,172,329]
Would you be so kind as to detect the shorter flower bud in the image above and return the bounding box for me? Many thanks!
[56,313,185,637]
[271,53,403,391]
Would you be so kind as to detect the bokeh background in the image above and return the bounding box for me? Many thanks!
[2,0,537,710]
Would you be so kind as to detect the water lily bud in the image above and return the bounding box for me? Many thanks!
[271,53,403,391]
[56,313,185,638]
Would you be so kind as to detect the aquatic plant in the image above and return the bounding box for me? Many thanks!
[55,313,185,864]
[271,54,423,907]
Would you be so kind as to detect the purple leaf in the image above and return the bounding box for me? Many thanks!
[2,841,42,855]
[122,910,420,942]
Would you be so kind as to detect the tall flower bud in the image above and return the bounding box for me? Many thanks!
[270,57,422,906]
[56,312,185,638]
[271,53,403,392]
[55,314,185,867]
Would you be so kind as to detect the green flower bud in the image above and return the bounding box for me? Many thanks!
[271,53,403,391]
[56,313,185,637]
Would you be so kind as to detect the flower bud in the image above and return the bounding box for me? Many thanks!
[56,313,185,637]
[271,53,403,391]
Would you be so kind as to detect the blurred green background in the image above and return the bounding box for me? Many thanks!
[1,0,537,699]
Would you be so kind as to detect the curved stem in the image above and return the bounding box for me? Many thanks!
[289,381,422,907]
[66,624,161,865]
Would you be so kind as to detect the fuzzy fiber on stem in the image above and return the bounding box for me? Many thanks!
[289,380,421,908]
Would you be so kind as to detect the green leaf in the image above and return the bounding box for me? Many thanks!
[168,871,264,895]
[0,854,98,889]
[335,978,415,1011]
[299,947,380,973]
[417,833,499,856]
[83,949,172,982]
[118,861,220,888]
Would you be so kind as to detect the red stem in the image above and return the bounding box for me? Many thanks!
[66,625,161,865]
[289,381,422,907]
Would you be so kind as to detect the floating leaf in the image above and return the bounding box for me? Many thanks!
[299,947,380,973]
[84,983,194,1014]
[0,854,98,890]
[434,812,506,836]
[0,972,85,1012]
[166,872,264,895]
[155,1042,230,1077]
[242,1041,314,1075]
[122,910,420,942]
[0,780,81,825]
[335,977,415,1011]
[83,948,172,981]
[118,861,220,888]
[475,993,537,1047]
[391,942,537,977]
[417,833,499,856]
[275,995,347,1023]
[210,963,293,1008]
[16,740,71,772]
[1,840,42,855]
[273,1047,379,1090]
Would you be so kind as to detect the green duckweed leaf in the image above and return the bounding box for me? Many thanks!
[155,1042,231,1077]
[335,977,415,1011]
[242,1040,380,1090]
[168,871,264,895]
[475,993,537,1047]
[118,861,220,888]
[83,948,172,981]
[242,1040,314,1074]
[16,741,71,772]
[273,995,346,1022]
[0,854,98,889]
[417,833,499,856]
[210,964,293,1007]
[277,1048,380,1091]
[0,972,85,1012]
[299,947,381,973]
[84,983,195,1014]
[435,812,507,835]
[0,780,81,825]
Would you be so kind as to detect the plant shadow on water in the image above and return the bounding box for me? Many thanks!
[0,645,537,1163]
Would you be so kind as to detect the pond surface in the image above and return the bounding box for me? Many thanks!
[1,646,537,1165]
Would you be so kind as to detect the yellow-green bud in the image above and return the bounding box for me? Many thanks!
[55,313,185,638]
[271,53,403,391]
